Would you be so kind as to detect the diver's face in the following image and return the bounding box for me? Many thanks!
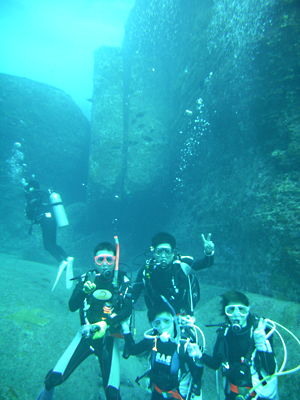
[94,250,115,277]
[154,243,174,268]
[151,311,174,337]
[225,303,250,329]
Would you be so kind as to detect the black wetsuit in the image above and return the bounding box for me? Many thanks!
[43,270,132,400]
[131,255,214,314]
[124,327,203,400]
[25,189,68,262]
[202,315,277,400]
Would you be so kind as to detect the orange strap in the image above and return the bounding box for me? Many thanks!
[230,383,256,397]
[109,332,124,339]
[154,384,184,400]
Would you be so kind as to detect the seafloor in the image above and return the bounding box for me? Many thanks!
[1,253,299,400]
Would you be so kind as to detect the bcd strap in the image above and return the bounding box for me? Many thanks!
[154,384,184,400]
[219,315,259,370]
[230,383,256,398]
[143,258,197,313]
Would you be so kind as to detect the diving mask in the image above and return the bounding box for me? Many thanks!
[94,254,116,266]
[154,247,173,257]
[225,305,250,317]
[151,316,173,330]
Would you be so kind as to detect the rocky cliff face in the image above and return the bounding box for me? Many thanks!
[90,0,300,301]
[88,44,173,238]
[164,0,300,301]
[0,73,90,201]
[0,73,90,258]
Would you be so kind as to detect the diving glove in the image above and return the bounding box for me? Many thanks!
[83,271,96,294]
[83,281,96,294]
[254,318,269,351]
[187,342,203,359]
[92,321,107,340]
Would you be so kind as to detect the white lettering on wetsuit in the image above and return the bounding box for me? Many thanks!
[155,352,172,365]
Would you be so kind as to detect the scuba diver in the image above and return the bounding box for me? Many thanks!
[121,299,204,400]
[24,179,73,290]
[200,290,278,400]
[36,240,132,400]
[131,232,214,315]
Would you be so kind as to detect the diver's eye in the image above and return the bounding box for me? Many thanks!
[225,306,235,315]
[152,320,160,329]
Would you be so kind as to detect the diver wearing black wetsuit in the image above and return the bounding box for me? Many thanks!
[131,232,214,315]
[123,304,203,400]
[25,181,68,263]
[132,256,212,314]
[201,292,277,400]
[36,242,131,400]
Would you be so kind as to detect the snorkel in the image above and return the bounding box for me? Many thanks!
[113,236,119,288]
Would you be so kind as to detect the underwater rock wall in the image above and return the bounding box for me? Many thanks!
[123,0,300,300]
[88,39,174,238]
[89,0,300,301]
[163,0,300,301]
[89,47,124,199]
[89,45,171,201]
[0,73,90,202]
[0,73,90,257]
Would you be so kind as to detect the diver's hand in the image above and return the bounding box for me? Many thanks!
[83,281,96,293]
[187,342,202,359]
[254,318,268,351]
[201,233,214,256]
[92,321,107,340]
[83,271,96,294]
[121,317,131,335]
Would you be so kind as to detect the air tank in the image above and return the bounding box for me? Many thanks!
[49,191,69,227]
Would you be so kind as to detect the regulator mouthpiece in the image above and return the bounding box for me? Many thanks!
[232,322,242,333]
[157,260,171,271]
[102,269,113,279]
[160,332,171,343]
